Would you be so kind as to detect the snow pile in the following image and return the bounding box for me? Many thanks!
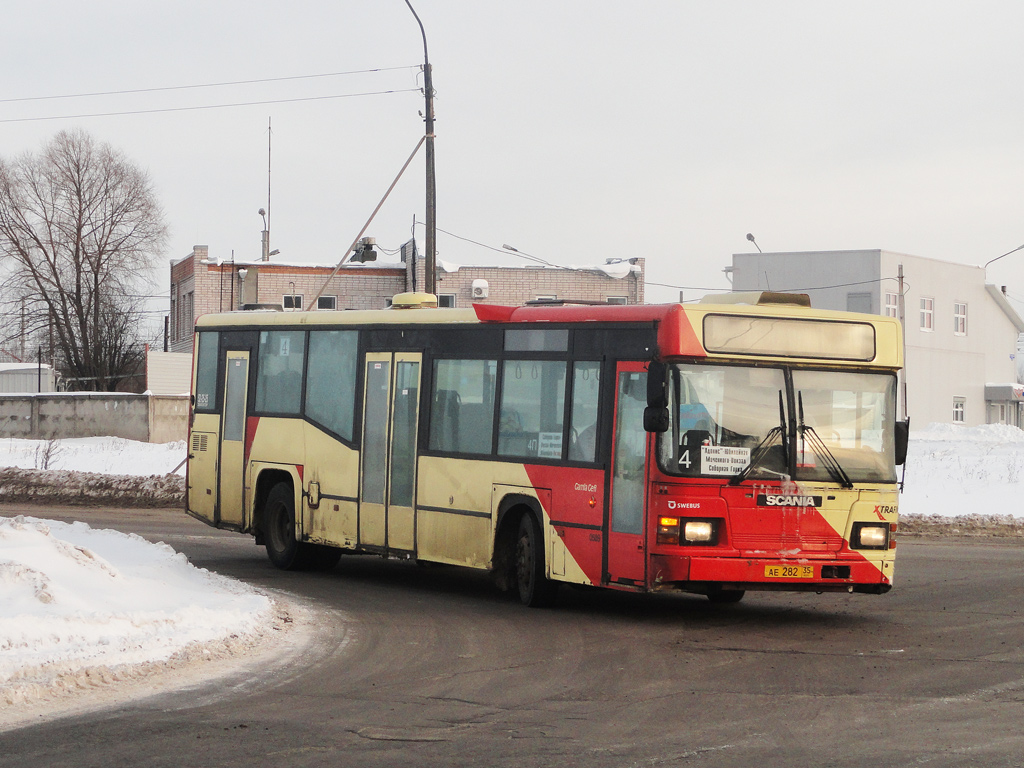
[0,437,186,506]
[0,516,273,708]
[0,436,185,476]
[900,423,1024,520]
[0,467,183,507]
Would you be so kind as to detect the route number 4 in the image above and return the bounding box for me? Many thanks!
[678,449,691,469]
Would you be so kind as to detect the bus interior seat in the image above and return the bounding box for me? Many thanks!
[459,402,493,454]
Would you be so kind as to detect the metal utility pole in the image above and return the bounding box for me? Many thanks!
[265,117,272,261]
[898,263,907,420]
[406,0,436,295]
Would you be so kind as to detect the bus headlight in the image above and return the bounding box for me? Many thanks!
[683,521,714,543]
[657,517,719,546]
[851,522,888,549]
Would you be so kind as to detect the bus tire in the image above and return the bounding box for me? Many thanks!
[264,482,307,570]
[515,513,558,608]
[707,588,745,604]
[308,544,342,571]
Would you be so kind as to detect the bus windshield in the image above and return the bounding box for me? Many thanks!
[657,363,897,484]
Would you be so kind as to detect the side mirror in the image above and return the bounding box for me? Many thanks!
[644,406,669,433]
[647,360,667,408]
[894,418,910,465]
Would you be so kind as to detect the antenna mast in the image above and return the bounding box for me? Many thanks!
[264,117,272,261]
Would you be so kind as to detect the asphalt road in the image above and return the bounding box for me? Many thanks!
[1,504,1023,768]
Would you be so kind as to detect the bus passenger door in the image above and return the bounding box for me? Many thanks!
[605,362,649,586]
[218,350,249,528]
[359,352,422,554]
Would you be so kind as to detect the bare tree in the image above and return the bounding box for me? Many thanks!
[0,129,167,390]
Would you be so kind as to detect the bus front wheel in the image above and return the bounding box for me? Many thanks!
[706,587,745,604]
[515,513,558,608]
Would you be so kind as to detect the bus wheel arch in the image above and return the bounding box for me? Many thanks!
[252,469,293,543]
[257,473,340,571]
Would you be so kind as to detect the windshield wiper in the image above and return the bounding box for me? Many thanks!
[729,390,788,486]
[797,392,853,489]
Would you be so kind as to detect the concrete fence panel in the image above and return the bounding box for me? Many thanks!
[0,394,189,443]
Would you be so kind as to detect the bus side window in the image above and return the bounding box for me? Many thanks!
[304,330,358,441]
[568,361,601,462]
[193,331,219,411]
[429,360,497,454]
[255,330,306,415]
[497,360,567,459]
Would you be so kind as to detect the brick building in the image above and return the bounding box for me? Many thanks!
[168,244,644,353]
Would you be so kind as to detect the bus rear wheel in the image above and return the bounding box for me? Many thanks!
[264,483,303,569]
[263,482,340,571]
[515,513,558,608]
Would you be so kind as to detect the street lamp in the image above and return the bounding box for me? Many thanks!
[983,243,1024,269]
[746,233,763,253]
[405,0,436,295]
[259,208,270,262]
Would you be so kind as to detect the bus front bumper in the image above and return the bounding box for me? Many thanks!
[650,554,893,594]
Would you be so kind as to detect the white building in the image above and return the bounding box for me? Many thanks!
[730,249,1024,428]
[0,362,56,393]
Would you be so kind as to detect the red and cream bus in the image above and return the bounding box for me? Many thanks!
[186,291,906,606]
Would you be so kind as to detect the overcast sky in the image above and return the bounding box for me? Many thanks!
[3,1,1024,318]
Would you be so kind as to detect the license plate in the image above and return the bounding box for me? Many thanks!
[764,564,814,579]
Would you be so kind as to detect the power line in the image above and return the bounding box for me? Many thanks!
[0,88,421,124]
[0,66,421,104]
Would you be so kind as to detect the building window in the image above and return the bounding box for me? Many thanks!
[919,297,934,331]
[437,294,456,308]
[283,294,303,310]
[953,302,967,335]
[169,284,177,340]
[992,403,1008,425]
[316,295,337,310]
[606,296,628,305]
[952,397,965,423]
[846,292,872,314]
[884,293,898,318]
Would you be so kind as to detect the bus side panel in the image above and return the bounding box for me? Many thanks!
[415,456,596,587]
[521,464,605,586]
[302,423,360,549]
[187,412,220,525]
[416,455,494,568]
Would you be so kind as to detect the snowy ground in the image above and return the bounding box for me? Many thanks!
[902,423,1024,522]
[0,424,1020,727]
[0,515,288,729]
[0,436,186,477]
